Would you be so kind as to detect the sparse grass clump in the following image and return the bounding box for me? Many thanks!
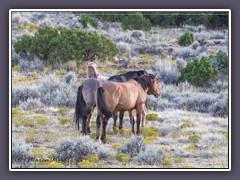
[146,113,158,121]
[186,143,198,151]
[78,160,99,168]
[218,130,228,138]
[19,118,35,128]
[180,164,194,168]
[112,143,121,149]
[183,132,201,143]
[188,134,201,143]
[162,157,173,165]
[115,153,132,163]
[12,106,22,115]
[26,132,37,143]
[56,108,70,116]
[82,154,99,162]
[180,121,196,129]
[47,161,65,168]
[141,126,158,137]
[144,136,157,143]
[12,65,21,71]
[173,157,184,164]
[58,116,71,125]
[171,131,181,138]
[32,148,44,159]
[35,114,48,125]
[44,133,54,142]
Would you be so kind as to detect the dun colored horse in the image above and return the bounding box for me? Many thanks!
[74,64,147,134]
[96,74,160,143]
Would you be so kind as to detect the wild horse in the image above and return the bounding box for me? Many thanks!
[74,65,147,134]
[96,74,160,143]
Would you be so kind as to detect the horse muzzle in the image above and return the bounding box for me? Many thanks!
[154,92,160,98]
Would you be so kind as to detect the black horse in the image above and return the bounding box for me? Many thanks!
[74,70,147,134]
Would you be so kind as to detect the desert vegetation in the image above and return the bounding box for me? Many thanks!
[11,11,229,169]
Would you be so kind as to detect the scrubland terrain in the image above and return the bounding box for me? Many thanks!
[11,12,229,169]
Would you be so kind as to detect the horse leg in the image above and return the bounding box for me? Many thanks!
[101,117,109,144]
[86,108,94,134]
[96,113,102,140]
[129,110,135,134]
[112,111,117,132]
[82,114,88,135]
[119,111,124,130]
[141,106,146,127]
[136,106,143,135]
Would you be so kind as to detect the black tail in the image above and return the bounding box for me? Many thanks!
[97,87,113,118]
[74,85,86,130]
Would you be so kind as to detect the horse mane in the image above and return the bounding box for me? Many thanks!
[107,70,145,82]
[134,74,155,91]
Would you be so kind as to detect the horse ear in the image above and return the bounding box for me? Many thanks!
[154,73,157,78]
[144,69,148,74]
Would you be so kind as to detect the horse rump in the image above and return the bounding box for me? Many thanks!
[97,87,113,118]
[74,85,86,130]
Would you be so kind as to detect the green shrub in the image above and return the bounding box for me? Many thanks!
[93,12,127,22]
[178,31,194,46]
[80,14,98,28]
[14,27,118,65]
[209,50,228,75]
[122,12,152,31]
[178,56,218,87]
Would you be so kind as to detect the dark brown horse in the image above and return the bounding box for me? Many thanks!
[96,74,160,143]
[74,69,147,134]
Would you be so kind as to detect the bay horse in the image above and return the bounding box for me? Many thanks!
[96,74,160,143]
[74,67,147,134]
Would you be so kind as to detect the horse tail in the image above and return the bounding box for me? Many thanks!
[97,87,112,118]
[74,85,86,130]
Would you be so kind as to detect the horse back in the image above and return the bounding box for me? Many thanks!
[102,80,144,111]
[82,78,99,108]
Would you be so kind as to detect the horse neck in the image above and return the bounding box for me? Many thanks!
[135,77,151,93]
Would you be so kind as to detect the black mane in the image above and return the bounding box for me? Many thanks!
[134,74,155,90]
[107,70,146,82]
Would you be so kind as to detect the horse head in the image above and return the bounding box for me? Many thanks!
[87,62,100,79]
[148,74,160,98]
